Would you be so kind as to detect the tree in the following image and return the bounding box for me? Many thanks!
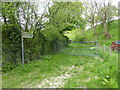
[95,0,118,39]
[83,1,98,36]
[2,1,72,71]
[46,2,84,32]
[2,2,22,66]
[1,2,47,71]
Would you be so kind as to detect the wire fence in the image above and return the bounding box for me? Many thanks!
[98,45,113,56]
[58,41,99,57]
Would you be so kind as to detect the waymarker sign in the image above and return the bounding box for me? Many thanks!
[22,32,33,38]
[21,32,33,67]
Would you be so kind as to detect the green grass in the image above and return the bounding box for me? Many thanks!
[85,20,118,46]
[2,20,118,88]
[65,20,118,46]
[2,53,85,88]
[2,45,118,88]
[63,21,118,88]
[57,43,98,57]
[63,48,118,88]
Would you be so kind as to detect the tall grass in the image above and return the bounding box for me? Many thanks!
[93,48,118,88]
[63,49,118,88]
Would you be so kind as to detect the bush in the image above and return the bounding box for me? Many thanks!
[2,29,69,72]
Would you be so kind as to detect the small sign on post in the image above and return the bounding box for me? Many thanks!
[22,32,33,38]
[21,32,33,67]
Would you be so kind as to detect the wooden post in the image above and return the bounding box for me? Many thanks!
[110,47,112,55]
[103,45,105,52]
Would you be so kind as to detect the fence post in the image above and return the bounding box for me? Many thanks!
[103,45,105,52]
[110,47,112,55]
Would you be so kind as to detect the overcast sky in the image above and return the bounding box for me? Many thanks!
[36,0,119,16]
[35,0,119,6]
[1,0,119,7]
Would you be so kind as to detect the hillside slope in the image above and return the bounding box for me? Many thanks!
[85,20,118,46]
[65,20,118,46]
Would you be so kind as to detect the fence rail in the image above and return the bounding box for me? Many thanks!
[70,41,98,43]
[59,41,99,57]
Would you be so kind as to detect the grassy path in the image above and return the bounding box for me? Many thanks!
[2,46,118,88]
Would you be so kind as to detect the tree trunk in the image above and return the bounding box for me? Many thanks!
[82,28,85,36]
[103,21,108,38]
[103,11,108,39]
[93,25,96,36]
[107,20,111,31]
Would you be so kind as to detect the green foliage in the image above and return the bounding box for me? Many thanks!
[47,2,84,32]
[97,5,118,22]
[2,2,69,72]
[86,20,118,45]
[2,1,118,88]
[66,20,118,45]
[65,28,87,42]
[2,2,22,72]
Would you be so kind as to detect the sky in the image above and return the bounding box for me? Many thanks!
[36,0,119,7]
[109,0,119,6]
[36,0,119,18]
[1,0,119,7]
